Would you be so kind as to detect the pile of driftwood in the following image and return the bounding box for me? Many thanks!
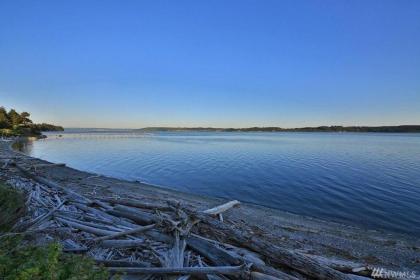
[1,160,369,280]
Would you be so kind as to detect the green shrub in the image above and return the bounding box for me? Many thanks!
[0,182,25,232]
[0,182,109,279]
[0,239,109,280]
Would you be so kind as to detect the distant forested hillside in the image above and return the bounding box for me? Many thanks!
[0,106,63,137]
[138,125,420,133]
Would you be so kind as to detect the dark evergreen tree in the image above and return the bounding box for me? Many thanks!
[0,107,10,128]
[8,109,22,127]
[20,112,33,125]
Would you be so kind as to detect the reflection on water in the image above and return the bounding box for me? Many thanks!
[12,140,32,153]
[18,130,420,235]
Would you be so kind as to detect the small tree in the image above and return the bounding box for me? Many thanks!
[20,112,33,126]
[8,109,22,127]
[0,107,10,129]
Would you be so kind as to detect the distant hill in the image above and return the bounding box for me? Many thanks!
[137,125,420,133]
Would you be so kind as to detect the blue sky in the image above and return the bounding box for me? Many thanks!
[1,0,419,128]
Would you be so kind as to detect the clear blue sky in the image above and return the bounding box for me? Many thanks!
[1,0,419,128]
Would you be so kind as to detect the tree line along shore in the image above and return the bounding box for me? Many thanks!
[0,106,63,137]
[138,125,420,133]
[2,105,419,136]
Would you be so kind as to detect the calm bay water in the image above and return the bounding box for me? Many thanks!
[18,130,420,235]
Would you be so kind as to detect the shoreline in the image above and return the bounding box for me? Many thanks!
[1,138,419,275]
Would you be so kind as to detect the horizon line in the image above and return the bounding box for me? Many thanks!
[62,124,420,130]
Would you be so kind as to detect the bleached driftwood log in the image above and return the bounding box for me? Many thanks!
[100,197,171,211]
[91,199,113,210]
[251,271,282,280]
[107,265,246,275]
[71,202,134,226]
[55,217,120,236]
[190,233,266,266]
[186,236,240,266]
[187,234,299,280]
[55,214,125,232]
[95,259,151,267]
[107,205,156,225]
[14,162,91,203]
[302,254,371,277]
[93,224,156,242]
[100,239,145,249]
[163,230,187,269]
[203,200,240,215]
[24,200,66,231]
[252,264,299,280]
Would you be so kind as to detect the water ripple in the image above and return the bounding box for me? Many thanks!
[20,131,420,235]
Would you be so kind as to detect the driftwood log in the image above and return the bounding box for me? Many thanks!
[55,217,120,236]
[203,200,240,215]
[14,162,91,203]
[100,239,145,249]
[93,224,156,242]
[107,264,247,275]
[101,197,172,211]
[95,259,151,267]
[107,205,156,225]
[18,200,66,232]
